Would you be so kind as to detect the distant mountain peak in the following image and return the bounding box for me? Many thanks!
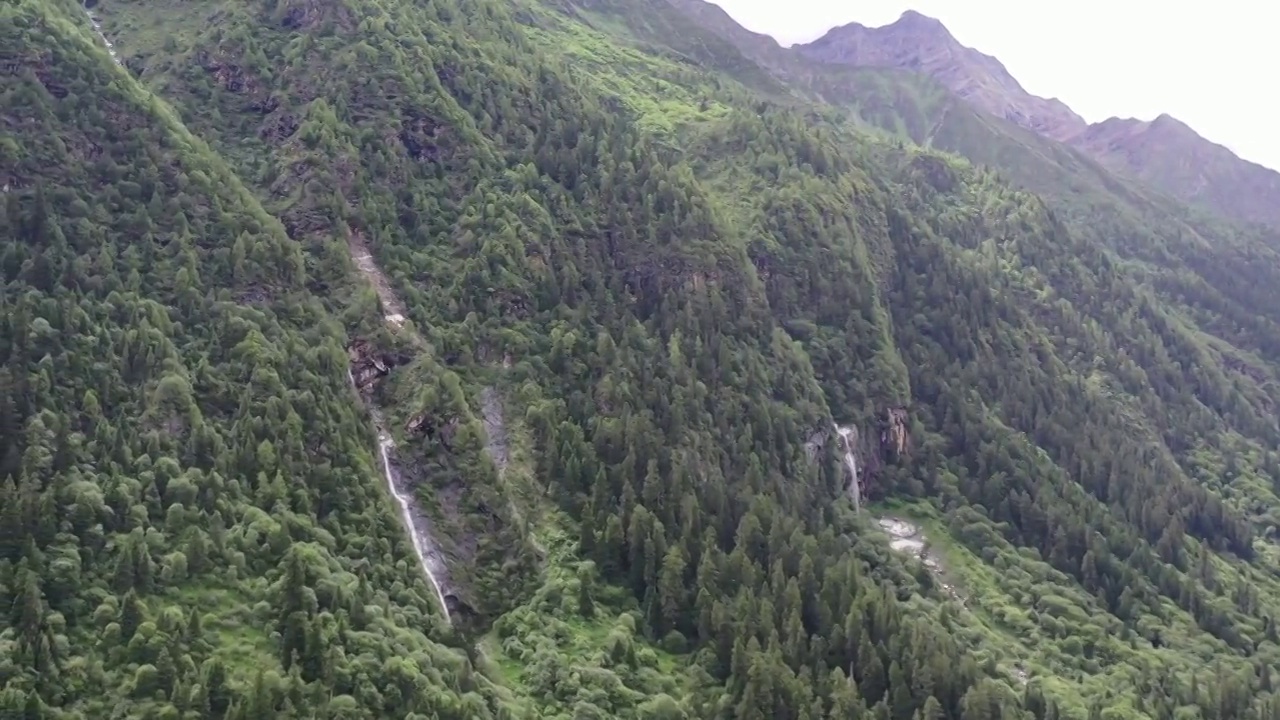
[893,9,948,32]
[810,9,955,48]
[790,9,1280,227]
[796,12,1088,141]
[1150,112,1192,133]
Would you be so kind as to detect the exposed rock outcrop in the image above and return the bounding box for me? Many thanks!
[830,404,912,510]
[405,410,461,450]
[479,387,510,475]
[882,407,910,459]
[266,0,356,34]
[877,516,962,604]
[803,428,827,463]
[346,338,392,393]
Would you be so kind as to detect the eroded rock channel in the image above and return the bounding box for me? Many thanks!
[346,239,455,625]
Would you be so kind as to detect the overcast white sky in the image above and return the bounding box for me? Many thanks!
[709,0,1279,171]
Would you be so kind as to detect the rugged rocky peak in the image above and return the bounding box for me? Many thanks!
[1077,114,1197,150]
[800,10,958,67]
[796,11,1087,141]
[894,9,945,31]
[1138,114,1220,150]
[1151,113,1187,131]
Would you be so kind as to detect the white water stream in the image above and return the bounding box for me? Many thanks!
[341,228,456,624]
[85,11,121,65]
[347,368,452,624]
[378,435,452,624]
[83,8,455,625]
[835,425,861,512]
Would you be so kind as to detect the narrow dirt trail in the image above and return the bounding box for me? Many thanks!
[349,229,430,351]
[349,232,407,320]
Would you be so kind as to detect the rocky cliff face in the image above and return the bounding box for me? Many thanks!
[794,10,1280,229]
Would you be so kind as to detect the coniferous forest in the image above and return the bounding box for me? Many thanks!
[6,0,1280,718]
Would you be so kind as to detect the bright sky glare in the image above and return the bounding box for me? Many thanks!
[708,0,1279,171]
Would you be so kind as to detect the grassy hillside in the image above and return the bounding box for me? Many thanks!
[7,0,1280,717]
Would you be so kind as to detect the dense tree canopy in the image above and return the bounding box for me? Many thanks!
[5,0,1280,718]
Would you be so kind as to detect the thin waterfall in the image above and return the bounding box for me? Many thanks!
[343,228,454,625]
[378,436,452,624]
[84,9,121,64]
[348,369,452,624]
[834,425,861,512]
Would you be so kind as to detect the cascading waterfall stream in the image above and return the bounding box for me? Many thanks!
[835,425,861,512]
[378,435,452,624]
[84,9,121,64]
[341,229,458,625]
[347,369,452,625]
[82,8,455,626]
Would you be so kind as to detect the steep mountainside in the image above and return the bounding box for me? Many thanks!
[794,10,1280,229]
[1074,114,1280,229]
[8,0,1280,717]
[0,0,503,716]
[799,10,1087,142]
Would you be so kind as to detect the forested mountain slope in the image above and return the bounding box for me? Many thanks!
[7,0,1280,718]
[0,0,510,717]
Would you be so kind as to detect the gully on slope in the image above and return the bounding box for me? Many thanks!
[345,229,455,624]
[84,9,121,65]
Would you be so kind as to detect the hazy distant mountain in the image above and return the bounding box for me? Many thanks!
[794,10,1280,228]
[1074,114,1280,228]
[798,10,1089,141]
